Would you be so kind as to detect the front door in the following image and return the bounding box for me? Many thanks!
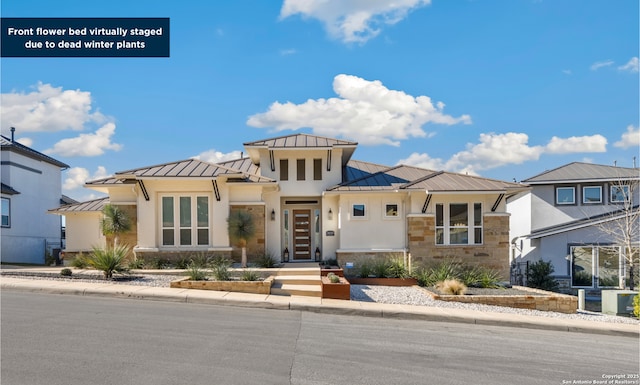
[293,210,311,260]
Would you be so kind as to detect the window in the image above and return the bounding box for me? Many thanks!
[297,159,305,181]
[435,203,483,245]
[352,204,365,218]
[556,187,575,205]
[611,185,630,203]
[1,198,10,227]
[313,159,322,181]
[571,246,621,288]
[582,186,602,204]
[161,195,209,247]
[280,159,288,181]
[385,204,398,217]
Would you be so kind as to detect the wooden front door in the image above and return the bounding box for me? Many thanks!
[293,210,311,260]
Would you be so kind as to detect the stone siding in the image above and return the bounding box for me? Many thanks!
[408,214,511,279]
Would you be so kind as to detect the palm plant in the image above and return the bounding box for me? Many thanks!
[227,210,256,268]
[88,245,130,279]
[100,204,132,248]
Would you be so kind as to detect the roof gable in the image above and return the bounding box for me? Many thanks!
[524,162,640,184]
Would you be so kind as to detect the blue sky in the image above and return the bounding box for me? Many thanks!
[1,0,638,201]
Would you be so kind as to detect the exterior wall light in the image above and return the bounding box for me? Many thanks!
[271,209,275,221]
[328,208,333,220]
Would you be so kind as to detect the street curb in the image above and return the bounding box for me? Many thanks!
[1,278,638,338]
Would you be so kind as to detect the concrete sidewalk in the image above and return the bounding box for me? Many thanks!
[1,274,638,338]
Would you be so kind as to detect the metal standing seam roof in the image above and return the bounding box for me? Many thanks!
[243,133,357,148]
[343,159,398,182]
[50,197,109,213]
[85,158,275,186]
[1,135,69,169]
[330,165,526,193]
[523,162,640,183]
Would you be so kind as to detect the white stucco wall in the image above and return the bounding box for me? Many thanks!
[63,212,106,251]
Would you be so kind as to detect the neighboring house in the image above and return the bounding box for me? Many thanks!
[508,162,640,291]
[1,129,69,264]
[53,134,526,278]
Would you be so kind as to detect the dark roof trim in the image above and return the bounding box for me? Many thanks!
[0,135,69,169]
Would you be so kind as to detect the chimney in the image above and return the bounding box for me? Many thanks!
[10,127,15,142]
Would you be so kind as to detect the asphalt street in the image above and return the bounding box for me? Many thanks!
[2,292,638,385]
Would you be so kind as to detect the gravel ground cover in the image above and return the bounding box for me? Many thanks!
[2,271,638,325]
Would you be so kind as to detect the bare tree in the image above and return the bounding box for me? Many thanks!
[595,179,640,290]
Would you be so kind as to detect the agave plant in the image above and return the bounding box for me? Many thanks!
[88,245,130,279]
[227,210,256,268]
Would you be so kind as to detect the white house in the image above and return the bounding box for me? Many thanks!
[1,129,69,264]
[54,133,527,278]
[508,162,640,290]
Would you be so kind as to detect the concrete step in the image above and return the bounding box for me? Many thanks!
[271,283,322,297]
[274,267,320,276]
[274,275,321,285]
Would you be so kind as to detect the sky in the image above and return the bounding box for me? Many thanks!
[1,0,638,202]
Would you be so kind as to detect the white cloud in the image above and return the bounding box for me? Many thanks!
[63,166,109,191]
[1,82,105,133]
[545,134,607,154]
[44,123,122,157]
[399,132,609,174]
[279,0,430,44]
[15,137,33,147]
[280,48,297,56]
[193,149,243,163]
[562,69,572,75]
[618,57,639,73]
[247,74,471,146]
[590,60,614,71]
[614,125,640,149]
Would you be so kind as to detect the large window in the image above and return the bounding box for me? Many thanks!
[1,198,10,227]
[436,203,482,245]
[556,187,575,205]
[571,246,621,288]
[161,195,209,247]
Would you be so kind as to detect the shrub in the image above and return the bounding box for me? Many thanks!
[255,253,278,268]
[321,258,339,268]
[371,259,391,278]
[460,266,501,288]
[88,245,130,279]
[435,279,467,295]
[240,269,260,281]
[175,257,191,270]
[127,257,145,270]
[358,262,374,278]
[189,252,213,268]
[186,262,208,281]
[211,257,232,281]
[386,256,411,279]
[44,251,56,266]
[327,272,340,283]
[526,260,559,292]
[60,268,72,277]
[71,253,89,269]
[416,259,461,287]
[150,258,170,270]
[633,294,639,319]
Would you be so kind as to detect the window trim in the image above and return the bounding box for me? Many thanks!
[160,194,210,248]
[313,158,322,181]
[1,197,10,228]
[352,203,366,219]
[435,202,483,245]
[296,159,305,181]
[384,203,399,219]
[582,185,602,205]
[555,186,576,205]
[279,159,289,181]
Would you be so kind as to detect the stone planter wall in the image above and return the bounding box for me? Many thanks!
[422,285,578,314]
[170,276,274,295]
